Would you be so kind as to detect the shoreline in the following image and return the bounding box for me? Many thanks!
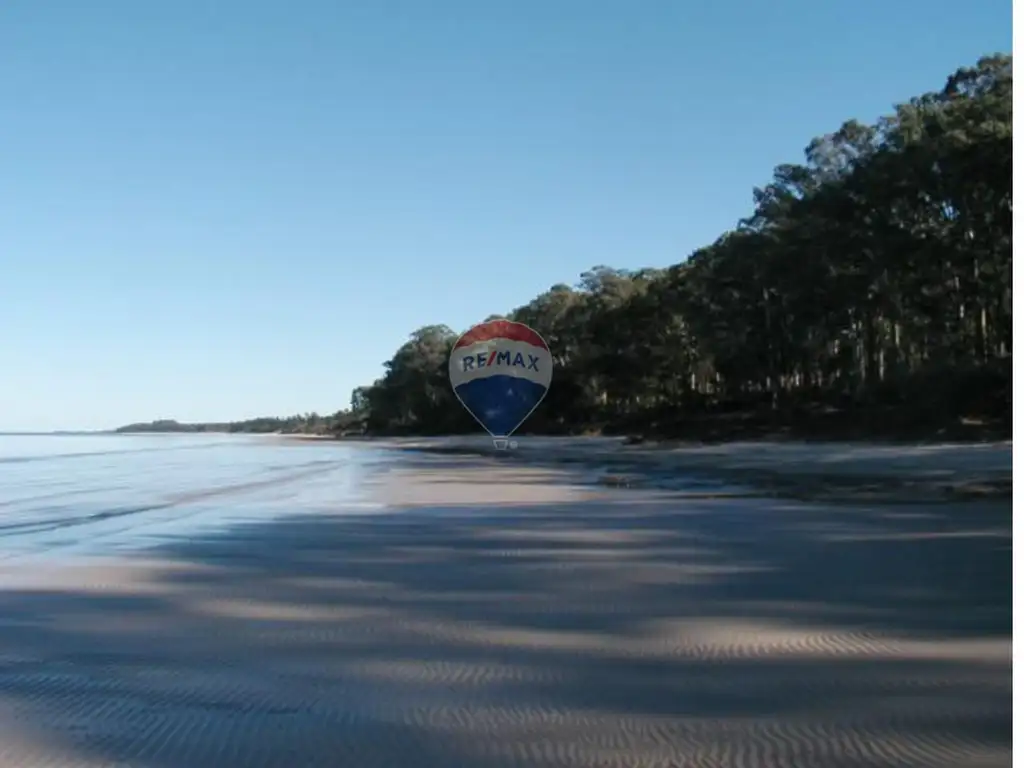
[362,435,1013,502]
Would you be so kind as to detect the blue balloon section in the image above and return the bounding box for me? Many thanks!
[454,375,549,437]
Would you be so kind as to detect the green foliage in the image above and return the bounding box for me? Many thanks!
[120,56,1010,442]
[348,55,1011,440]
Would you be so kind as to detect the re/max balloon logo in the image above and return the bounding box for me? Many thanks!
[458,349,542,372]
[448,319,553,443]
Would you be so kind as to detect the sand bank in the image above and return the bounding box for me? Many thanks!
[0,457,1010,767]
[381,436,1012,500]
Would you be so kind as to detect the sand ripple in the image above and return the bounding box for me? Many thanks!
[0,463,1009,766]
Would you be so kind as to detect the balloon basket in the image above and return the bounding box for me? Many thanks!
[492,438,510,451]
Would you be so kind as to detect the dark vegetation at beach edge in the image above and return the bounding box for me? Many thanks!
[118,56,1011,444]
[114,415,338,436]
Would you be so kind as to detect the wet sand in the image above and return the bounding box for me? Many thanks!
[383,436,1013,500]
[0,453,1011,767]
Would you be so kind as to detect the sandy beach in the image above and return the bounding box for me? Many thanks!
[0,440,1011,767]
[381,436,1013,500]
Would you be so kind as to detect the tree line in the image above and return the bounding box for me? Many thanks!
[339,55,1011,441]
[115,414,335,435]
[122,55,1010,441]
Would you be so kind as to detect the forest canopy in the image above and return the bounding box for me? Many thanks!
[341,55,1011,441]
[117,55,1012,442]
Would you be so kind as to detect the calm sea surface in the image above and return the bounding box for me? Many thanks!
[0,433,388,560]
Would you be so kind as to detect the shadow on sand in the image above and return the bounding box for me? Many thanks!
[0,475,1011,767]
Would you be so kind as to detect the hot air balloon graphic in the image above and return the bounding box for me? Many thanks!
[448,319,552,449]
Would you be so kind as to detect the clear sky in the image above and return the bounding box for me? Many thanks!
[0,0,1010,431]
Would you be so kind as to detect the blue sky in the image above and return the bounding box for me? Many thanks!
[0,0,1010,431]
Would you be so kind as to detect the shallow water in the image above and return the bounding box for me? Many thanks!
[0,434,388,560]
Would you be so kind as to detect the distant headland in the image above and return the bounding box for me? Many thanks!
[114,414,344,436]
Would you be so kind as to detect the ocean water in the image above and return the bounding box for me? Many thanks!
[0,433,388,560]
